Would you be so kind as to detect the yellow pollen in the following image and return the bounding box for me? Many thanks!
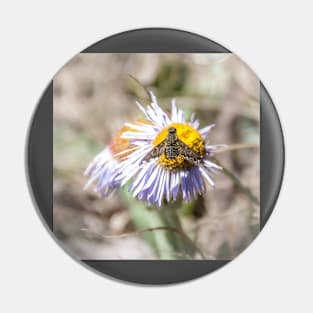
[153,123,205,169]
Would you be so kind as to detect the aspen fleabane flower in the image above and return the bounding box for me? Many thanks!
[84,91,224,207]
[84,125,136,197]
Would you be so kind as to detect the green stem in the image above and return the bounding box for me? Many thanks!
[120,188,204,259]
[130,204,176,259]
[213,158,260,205]
[160,207,205,259]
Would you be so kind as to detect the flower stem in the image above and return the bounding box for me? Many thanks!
[213,157,260,205]
[120,188,204,259]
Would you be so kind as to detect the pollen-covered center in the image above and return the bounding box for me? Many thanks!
[153,123,204,169]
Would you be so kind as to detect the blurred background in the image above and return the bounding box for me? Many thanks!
[53,53,260,260]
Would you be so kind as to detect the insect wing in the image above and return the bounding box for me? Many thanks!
[141,139,166,163]
[176,138,203,165]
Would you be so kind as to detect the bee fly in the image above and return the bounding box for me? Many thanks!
[142,127,204,166]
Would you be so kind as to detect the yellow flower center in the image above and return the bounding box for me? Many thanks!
[153,123,204,169]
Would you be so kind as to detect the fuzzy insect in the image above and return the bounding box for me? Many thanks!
[142,127,204,166]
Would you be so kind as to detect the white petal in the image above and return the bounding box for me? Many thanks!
[199,124,215,138]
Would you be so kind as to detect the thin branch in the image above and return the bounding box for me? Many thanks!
[81,226,206,259]
[214,143,259,154]
[127,74,152,101]
[213,158,260,205]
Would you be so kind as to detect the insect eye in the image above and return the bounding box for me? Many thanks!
[168,127,176,133]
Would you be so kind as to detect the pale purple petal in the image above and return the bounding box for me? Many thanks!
[199,124,215,138]
[85,92,223,206]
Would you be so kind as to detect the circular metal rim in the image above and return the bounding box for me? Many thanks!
[26,28,285,285]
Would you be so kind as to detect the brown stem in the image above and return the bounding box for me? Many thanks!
[81,226,206,259]
[212,158,260,205]
[214,143,259,154]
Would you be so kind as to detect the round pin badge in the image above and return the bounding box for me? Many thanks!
[27,28,284,285]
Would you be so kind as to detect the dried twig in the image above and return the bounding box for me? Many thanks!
[127,74,151,101]
[212,157,260,205]
[214,143,259,154]
[81,226,206,259]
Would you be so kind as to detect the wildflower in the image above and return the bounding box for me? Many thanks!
[113,92,223,207]
[84,126,137,197]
